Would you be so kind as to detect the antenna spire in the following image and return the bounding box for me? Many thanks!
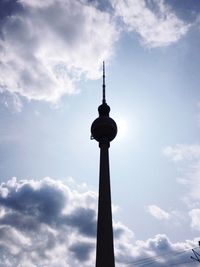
[103,61,106,104]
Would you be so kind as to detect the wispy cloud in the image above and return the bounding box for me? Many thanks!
[189,209,200,231]
[146,205,170,220]
[110,0,190,48]
[0,0,118,104]
[0,91,22,113]
[163,144,200,162]
[163,142,200,234]
[163,143,200,204]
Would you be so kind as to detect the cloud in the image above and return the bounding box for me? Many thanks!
[0,91,22,113]
[69,241,94,261]
[120,234,198,267]
[163,144,200,204]
[0,0,192,110]
[0,177,199,267]
[110,0,190,48]
[0,177,134,266]
[0,0,118,104]
[163,144,200,162]
[146,205,170,220]
[163,143,200,234]
[189,209,200,231]
[0,177,96,266]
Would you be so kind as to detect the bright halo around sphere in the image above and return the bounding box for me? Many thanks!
[116,117,128,139]
[114,113,139,144]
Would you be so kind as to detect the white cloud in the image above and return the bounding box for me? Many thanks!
[0,0,118,104]
[163,144,200,204]
[121,234,198,267]
[189,209,200,231]
[0,177,198,267]
[110,0,189,48]
[163,144,200,162]
[0,0,192,109]
[146,205,170,220]
[163,143,200,233]
[0,91,22,113]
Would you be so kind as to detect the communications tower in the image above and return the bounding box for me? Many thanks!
[91,62,117,267]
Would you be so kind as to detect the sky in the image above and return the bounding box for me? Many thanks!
[1,0,200,266]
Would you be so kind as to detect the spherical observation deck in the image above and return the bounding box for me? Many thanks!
[91,103,117,143]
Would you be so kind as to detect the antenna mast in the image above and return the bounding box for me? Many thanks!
[103,61,106,104]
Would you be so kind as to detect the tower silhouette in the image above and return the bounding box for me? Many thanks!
[91,62,117,267]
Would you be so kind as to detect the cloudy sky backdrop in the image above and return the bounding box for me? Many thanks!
[1,0,200,266]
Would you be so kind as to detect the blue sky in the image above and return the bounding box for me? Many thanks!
[1,0,200,266]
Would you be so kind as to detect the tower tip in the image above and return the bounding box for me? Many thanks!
[102,61,106,104]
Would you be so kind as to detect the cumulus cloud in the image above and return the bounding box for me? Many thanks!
[119,234,198,267]
[0,177,135,267]
[146,205,170,220]
[0,0,118,104]
[0,0,192,109]
[0,177,96,266]
[0,177,198,267]
[110,0,190,48]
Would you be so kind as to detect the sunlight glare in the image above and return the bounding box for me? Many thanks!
[116,117,128,139]
[114,112,140,145]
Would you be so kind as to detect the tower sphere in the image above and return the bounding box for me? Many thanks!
[91,103,117,143]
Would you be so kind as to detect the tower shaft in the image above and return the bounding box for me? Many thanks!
[96,142,115,267]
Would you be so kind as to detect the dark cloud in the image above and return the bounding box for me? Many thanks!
[0,211,39,231]
[0,0,23,23]
[0,178,67,225]
[69,241,94,261]
[0,178,97,238]
[65,207,96,237]
[0,177,98,266]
